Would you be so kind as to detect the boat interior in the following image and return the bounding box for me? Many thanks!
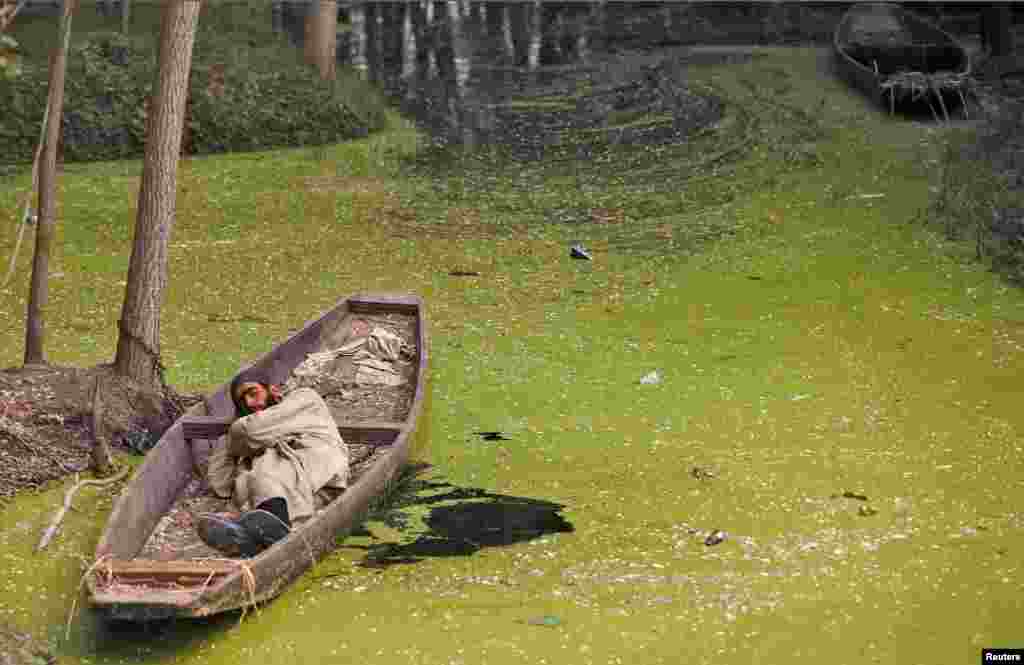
[98,300,421,570]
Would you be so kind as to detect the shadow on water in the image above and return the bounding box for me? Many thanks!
[346,466,574,568]
[68,606,240,661]
[72,464,572,657]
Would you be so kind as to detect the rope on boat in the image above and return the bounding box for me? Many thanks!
[237,561,257,625]
[65,554,113,642]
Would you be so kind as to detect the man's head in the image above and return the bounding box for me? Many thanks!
[229,368,283,417]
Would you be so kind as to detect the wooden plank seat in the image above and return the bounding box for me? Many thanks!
[96,559,240,587]
[180,415,405,442]
[180,415,233,440]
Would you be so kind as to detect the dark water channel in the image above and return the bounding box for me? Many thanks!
[272,1,833,153]
[22,2,850,166]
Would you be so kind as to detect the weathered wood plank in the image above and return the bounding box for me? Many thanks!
[184,414,404,440]
[103,559,239,576]
[180,415,233,440]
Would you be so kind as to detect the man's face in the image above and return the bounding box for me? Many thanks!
[234,382,280,414]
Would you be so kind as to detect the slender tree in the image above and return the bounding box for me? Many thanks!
[120,0,132,35]
[23,0,77,366]
[114,0,200,389]
[305,0,338,80]
[981,4,1014,58]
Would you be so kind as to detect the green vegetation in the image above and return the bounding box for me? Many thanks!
[0,4,387,165]
[928,99,1024,282]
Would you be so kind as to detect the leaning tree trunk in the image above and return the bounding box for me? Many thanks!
[114,0,200,390]
[23,0,77,367]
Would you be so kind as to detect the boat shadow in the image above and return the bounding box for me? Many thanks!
[79,467,573,652]
[345,470,575,567]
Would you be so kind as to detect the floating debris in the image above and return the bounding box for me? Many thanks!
[704,529,727,546]
[449,270,481,277]
[525,615,562,627]
[690,466,716,481]
[857,505,878,517]
[570,244,593,260]
[831,491,869,501]
[475,431,510,442]
[639,370,661,385]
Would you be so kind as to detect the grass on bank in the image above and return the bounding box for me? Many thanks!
[928,97,1024,282]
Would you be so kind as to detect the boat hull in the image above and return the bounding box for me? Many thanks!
[833,3,971,112]
[87,293,429,620]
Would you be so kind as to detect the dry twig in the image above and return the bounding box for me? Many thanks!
[37,465,130,552]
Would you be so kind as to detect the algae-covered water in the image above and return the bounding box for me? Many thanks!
[0,29,1022,665]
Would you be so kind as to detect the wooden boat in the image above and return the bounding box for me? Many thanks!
[833,3,971,117]
[87,293,429,620]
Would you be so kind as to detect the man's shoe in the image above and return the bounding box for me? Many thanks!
[195,513,261,558]
[239,508,290,550]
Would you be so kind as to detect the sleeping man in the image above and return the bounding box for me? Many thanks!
[195,368,349,558]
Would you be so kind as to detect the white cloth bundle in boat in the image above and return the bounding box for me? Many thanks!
[288,326,410,390]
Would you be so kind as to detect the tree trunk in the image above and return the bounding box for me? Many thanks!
[305,0,337,80]
[120,0,132,34]
[982,4,1014,57]
[349,3,367,74]
[23,0,77,367]
[0,1,29,32]
[90,374,114,476]
[114,0,200,390]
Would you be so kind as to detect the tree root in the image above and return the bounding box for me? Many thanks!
[36,465,130,552]
[90,374,113,476]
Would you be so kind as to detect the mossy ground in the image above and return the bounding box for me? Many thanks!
[0,45,1022,665]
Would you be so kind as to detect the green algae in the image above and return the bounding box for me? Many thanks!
[495,98,578,112]
[1,46,1022,665]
